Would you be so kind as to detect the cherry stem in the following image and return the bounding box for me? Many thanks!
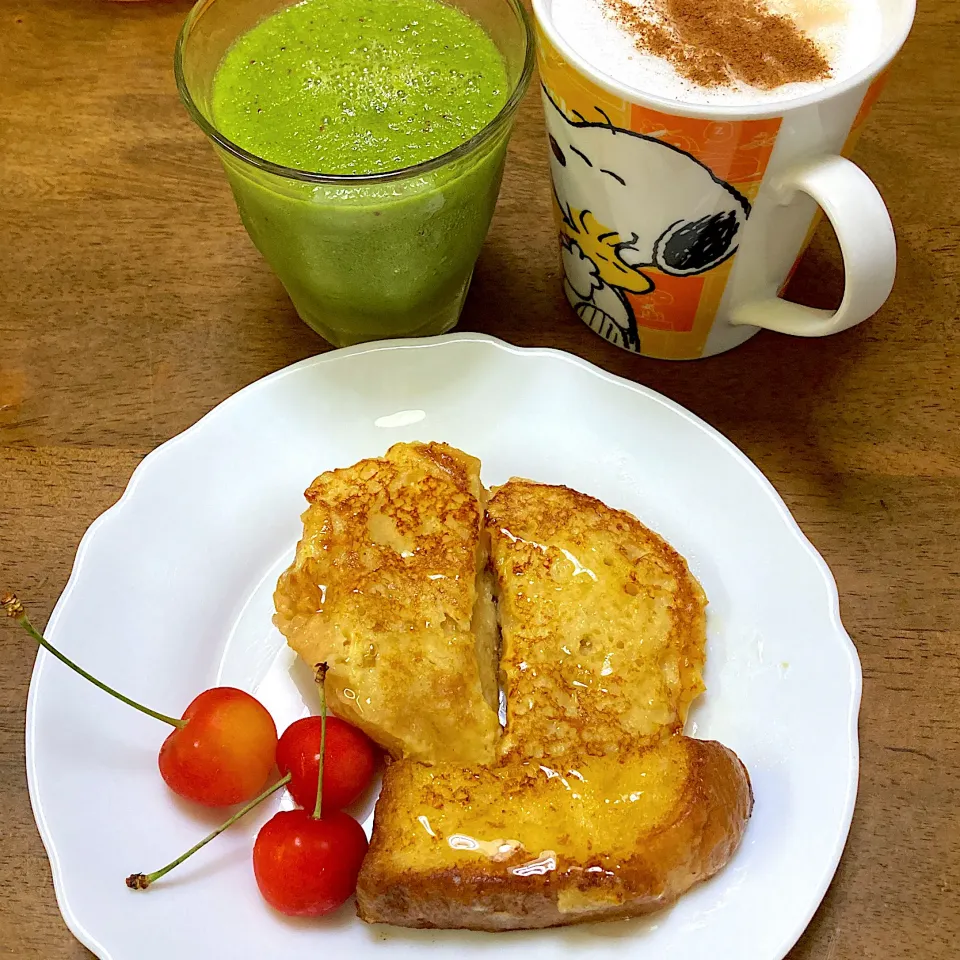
[313,662,328,820]
[1,593,186,729]
[126,772,292,890]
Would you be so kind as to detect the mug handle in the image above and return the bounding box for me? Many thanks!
[730,155,896,336]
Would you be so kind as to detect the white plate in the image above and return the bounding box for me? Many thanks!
[27,333,860,960]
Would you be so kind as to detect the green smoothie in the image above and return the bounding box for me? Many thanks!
[201,0,523,345]
[213,0,508,175]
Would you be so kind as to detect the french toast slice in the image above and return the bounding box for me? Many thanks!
[356,736,752,930]
[486,480,707,760]
[273,442,500,764]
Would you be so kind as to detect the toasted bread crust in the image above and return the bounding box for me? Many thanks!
[273,442,500,764]
[357,737,752,930]
[487,480,706,760]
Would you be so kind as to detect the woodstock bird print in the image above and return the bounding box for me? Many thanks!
[543,88,751,352]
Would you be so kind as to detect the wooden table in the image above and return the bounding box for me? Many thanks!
[1,1,957,956]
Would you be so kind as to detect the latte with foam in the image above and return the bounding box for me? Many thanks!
[550,0,884,106]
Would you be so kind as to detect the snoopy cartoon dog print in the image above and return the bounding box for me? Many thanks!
[543,88,751,352]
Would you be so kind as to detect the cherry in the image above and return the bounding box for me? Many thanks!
[253,809,368,917]
[158,687,278,806]
[2,592,278,808]
[276,714,377,813]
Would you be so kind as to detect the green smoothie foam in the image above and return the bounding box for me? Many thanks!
[201,0,522,346]
[212,0,509,174]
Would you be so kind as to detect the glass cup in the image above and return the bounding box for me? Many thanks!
[176,0,533,346]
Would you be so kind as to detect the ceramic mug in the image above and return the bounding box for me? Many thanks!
[532,0,916,359]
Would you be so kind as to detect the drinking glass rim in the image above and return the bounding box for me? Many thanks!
[174,0,535,184]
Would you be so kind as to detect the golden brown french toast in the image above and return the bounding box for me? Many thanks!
[357,736,752,930]
[273,442,500,764]
[486,480,707,760]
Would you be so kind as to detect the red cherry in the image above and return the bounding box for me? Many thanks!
[253,809,368,917]
[1,595,279,809]
[158,687,278,807]
[277,716,377,813]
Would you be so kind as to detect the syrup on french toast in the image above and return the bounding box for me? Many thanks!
[357,736,753,930]
[487,480,706,761]
[274,442,500,764]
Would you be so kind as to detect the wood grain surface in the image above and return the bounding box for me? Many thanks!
[1,1,957,956]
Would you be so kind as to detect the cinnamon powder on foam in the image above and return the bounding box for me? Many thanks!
[603,0,831,90]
